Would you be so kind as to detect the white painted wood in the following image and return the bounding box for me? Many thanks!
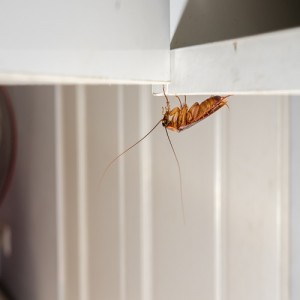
[122,86,143,300]
[150,94,289,300]
[291,96,300,300]
[117,86,126,300]
[76,86,89,300]
[54,86,66,300]
[0,86,291,300]
[214,109,229,300]
[85,86,120,300]
[152,94,216,300]
[139,86,154,300]
[153,28,300,95]
[224,96,289,300]
[0,1,170,84]
[61,87,80,300]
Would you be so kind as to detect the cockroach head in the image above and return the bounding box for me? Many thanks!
[162,118,167,127]
[162,113,169,127]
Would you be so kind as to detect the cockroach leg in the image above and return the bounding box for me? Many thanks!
[175,95,183,108]
[163,85,170,111]
[101,86,230,225]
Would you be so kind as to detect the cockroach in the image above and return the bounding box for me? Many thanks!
[100,86,230,221]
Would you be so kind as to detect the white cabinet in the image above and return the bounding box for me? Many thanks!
[154,28,300,95]
[0,0,169,84]
[1,0,299,92]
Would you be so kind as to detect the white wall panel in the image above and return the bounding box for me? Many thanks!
[291,96,300,300]
[61,86,80,300]
[0,86,290,300]
[151,94,216,300]
[225,96,289,300]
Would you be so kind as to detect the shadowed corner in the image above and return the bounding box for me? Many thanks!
[171,0,300,49]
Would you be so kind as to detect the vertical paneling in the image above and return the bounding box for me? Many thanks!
[76,86,90,300]
[123,86,142,300]
[152,94,216,300]
[150,93,289,300]
[0,86,290,300]
[291,96,300,300]
[61,86,80,300]
[75,90,289,300]
[86,86,120,300]
[54,85,66,300]
[117,86,126,300]
[85,85,145,300]
[224,96,289,300]
[214,107,229,300]
[61,85,147,300]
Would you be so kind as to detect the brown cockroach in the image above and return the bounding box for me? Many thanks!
[161,88,229,132]
[100,86,230,221]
